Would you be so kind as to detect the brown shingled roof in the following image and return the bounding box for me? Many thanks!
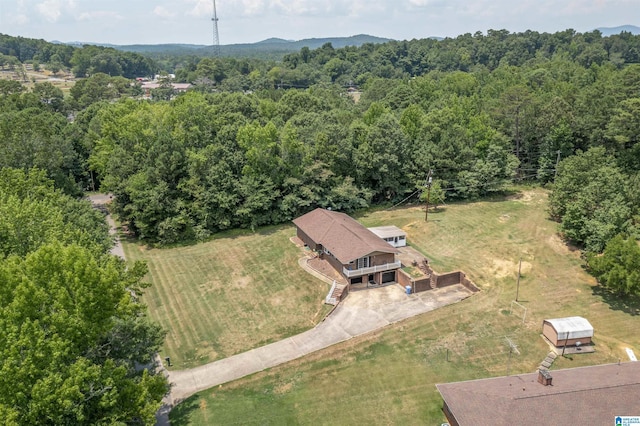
[292,208,399,264]
[436,362,640,426]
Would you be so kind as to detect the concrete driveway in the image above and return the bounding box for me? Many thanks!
[167,283,474,402]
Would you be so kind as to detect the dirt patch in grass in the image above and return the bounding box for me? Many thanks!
[547,234,576,255]
[484,258,532,279]
[273,381,294,395]
[507,189,536,203]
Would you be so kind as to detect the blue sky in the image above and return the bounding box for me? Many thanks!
[0,0,637,45]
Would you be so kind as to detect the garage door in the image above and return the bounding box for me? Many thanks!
[381,271,396,284]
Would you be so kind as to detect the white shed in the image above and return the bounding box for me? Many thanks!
[542,316,594,347]
[368,225,407,248]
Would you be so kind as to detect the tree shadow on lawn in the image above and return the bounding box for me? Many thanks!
[127,223,290,250]
[168,395,200,425]
[592,285,640,316]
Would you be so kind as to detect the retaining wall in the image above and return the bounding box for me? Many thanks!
[397,263,480,294]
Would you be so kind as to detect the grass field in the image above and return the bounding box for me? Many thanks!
[0,68,75,95]
[122,225,332,369]
[169,188,640,424]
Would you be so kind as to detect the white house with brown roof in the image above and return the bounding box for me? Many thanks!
[437,362,640,426]
[293,208,401,285]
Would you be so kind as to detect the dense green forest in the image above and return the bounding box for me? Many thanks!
[2,27,640,422]
[0,33,156,78]
[2,29,640,276]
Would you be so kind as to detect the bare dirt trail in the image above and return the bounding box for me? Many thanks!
[87,193,125,260]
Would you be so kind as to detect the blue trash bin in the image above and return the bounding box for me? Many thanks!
[405,285,412,295]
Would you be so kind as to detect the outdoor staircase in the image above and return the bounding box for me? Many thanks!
[325,280,347,305]
[538,351,557,371]
[422,259,437,289]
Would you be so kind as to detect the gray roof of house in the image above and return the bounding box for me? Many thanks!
[436,362,640,426]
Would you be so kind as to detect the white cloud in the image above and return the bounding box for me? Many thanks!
[36,0,66,22]
[240,0,266,16]
[154,6,175,18]
[184,0,268,18]
[76,10,123,22]
[408,0,444,6]
[269,0,323,15]
[14,14,30,25]
[184,0,213,17]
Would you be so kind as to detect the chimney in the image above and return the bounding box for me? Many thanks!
[538,369,553,386]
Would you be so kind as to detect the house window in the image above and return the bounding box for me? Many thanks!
[357,257,370,269]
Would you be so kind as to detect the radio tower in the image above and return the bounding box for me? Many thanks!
[211,0,220,57]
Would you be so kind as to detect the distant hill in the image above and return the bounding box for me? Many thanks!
[116,43,208,54]
[596,25,640,36]
[58,34,392,59]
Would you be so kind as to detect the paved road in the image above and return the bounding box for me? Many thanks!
[167,283,473,402]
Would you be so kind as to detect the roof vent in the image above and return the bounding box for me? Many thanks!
[538,369,553,386]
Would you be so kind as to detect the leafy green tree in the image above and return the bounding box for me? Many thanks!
[0,79,25,95]
[0,168,111,257]
[0,243,168,425]
[69,73,120,110]
[33,81,65,112]
[151,78,176,101]
[353,113,410,201]
[550,148,634,252]
[606,98,640,148]
[237,121,284,185]
[588,234,640,296]
[606,98,640,171]
[420,179,446,210]
[0,107,80,194]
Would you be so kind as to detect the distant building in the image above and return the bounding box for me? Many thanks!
[437,362,640,426]
[140,82,192,98]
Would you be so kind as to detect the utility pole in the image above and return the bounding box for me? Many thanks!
[424,170,433,222]
[515,257,522,302]
[554,150,561,179]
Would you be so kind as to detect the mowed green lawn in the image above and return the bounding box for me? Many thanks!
[123,225,332,369]
[170,188,640,425]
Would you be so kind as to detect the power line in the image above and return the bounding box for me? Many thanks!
[388,188,422,210]
[388,172,543,210]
